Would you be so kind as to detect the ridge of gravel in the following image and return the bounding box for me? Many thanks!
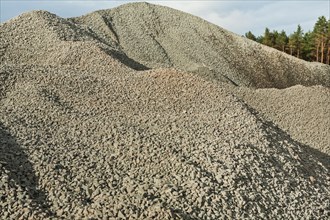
[71,2,330,89]
[0,2,330,219]
[234,85,330,157]
[1,3,329,89]
[1,65,329,219]
[0,10,147,71]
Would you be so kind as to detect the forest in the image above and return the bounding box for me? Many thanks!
[245,16,330,65]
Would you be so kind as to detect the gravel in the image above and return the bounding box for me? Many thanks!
[233,85,330,169]
[71,2,330,89]
[0,2,329,219]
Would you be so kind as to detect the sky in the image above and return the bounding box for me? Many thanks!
[1,0,329,36]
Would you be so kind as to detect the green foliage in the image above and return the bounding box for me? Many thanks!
[256,36,264,44]
[276,30,288,52]
[289,25,304,57]
[312,16,328,63]
[262,28,273,47]
[245,16,330,64]
[245,31,257,41]
[302,31,314,61]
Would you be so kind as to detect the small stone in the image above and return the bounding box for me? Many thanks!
[309,176,316,183]
[117,210,125,219]
[92,188,101,198]
[56,209,64,216]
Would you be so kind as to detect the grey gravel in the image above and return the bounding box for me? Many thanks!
[71,2,330,88]
[0,2,329,220]
[234,85,330,156]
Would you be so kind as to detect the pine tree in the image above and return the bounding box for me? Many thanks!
[256,36,264,44]
[245,31,257,41]
[247,16,329,65]
[263,28,273,47]
[302,31,314,61]
[295,25,304,58]
[327,19,330,64]
[313,16,328,63]
[272,30,279,49]
[288,35,295,56]
[289,25,304,58]
[276,30,288,52]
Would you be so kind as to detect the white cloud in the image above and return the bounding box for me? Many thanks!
[150,0,329,35]
[1,0,329,36]
[0,1,126,21]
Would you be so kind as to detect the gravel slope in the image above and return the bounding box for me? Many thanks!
[0,2,330,220]
[71,2,330,88]
[1,65,329,219]
[234,85,330,156]
[0,10,146,72]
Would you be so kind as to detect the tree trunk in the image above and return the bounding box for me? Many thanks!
[327,46,330,65]
[321,41,325,63]
[316,42,320,62]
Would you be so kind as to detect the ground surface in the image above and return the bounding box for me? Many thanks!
[0,3,329,219]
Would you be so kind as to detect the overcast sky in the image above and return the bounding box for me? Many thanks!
[1,1,329,36]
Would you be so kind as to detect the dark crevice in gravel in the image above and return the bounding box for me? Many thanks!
[246,105,330,173]
[1,3,329,219]
[102,47,150,71]
[0,122,53,217]
[99,15,120,44]
[263,120,330,172]
[299,144,330,171]
[233,85,330,155]
[150,35,173,67]
[0,71,10,100]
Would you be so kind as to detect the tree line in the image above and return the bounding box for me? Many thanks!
[245,16,330,65]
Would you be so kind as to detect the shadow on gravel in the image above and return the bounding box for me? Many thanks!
[262,119,330,172]
[246,105,330,172]
[0,122,52,216]
[103,48,151,71]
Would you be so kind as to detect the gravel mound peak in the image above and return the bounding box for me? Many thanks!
[71,2,330,88]
[0,9,147,71]
[1,2,329,219]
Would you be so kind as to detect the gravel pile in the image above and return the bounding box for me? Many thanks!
[234,85,330,159]
[0,10,146,72]
[1,65,329,219]
[71,2,330,88]
[0,2,329,220]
